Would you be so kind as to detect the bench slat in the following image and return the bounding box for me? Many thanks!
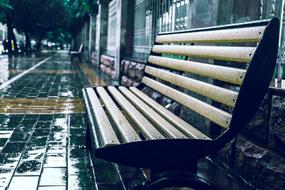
[148,55,246,85]
[152,45,255,63]
[96,87,141,143]
[145,66,238,107]
[130,87,211,140]
[86,88,120,146]
[107,86,165,140]
[142,77,232,128]
[119,86,187,139]
[156,26,265,44]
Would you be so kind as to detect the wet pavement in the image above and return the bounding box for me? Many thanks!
[0,52,253,190]
[0,52,95,190]
[0,53,54,85]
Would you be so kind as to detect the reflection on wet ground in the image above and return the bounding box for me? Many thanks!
[79,63,108,86]
[0,98,84,114]
[0,53,96,190]
[0,53,54,85]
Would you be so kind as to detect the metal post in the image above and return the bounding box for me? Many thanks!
[114,0,122,85]
[277,0,285,88]
[89,15,93,61]
[96,0,110,68]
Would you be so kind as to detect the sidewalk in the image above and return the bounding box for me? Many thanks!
[0,53,95,190]
[0,52,254,190]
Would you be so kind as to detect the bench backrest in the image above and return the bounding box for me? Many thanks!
[79,44,84,53]
[143,18,279,146]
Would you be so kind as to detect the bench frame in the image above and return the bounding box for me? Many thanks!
[83,18,279,190]
[70,43,83,62]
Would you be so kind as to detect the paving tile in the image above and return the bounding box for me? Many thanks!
[0,131,13,139]
[0,168,14,188]
[53,116,68,127]
[50,125,68,133]
[22,146,46,160]
[14,124,34,132]
[8,176,39,190]
[24,115,39,121]
[49,132,68,142]
[39,168,67,186]
[28,136,48,147]
[46,144,66,154]
[43,153,66,168]
[38,115,54,121]
[0,153,19,169]
[68,174,95,190]
[68,158,87,175]
[35,121,52,129]
[33,129,50,136]
[69,135,85,146]
[1,142,26,154]
[9,132,31,142]
[15,159,43,175]
[47,141,67,147]
[70,128,86,136]
[69,146,88,159]
[0,138,7,147]
[0,124,16,131]
[21,119,37,126]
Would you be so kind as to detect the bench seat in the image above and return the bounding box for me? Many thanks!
[83,17,280,189]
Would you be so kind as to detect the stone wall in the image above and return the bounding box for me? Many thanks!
[120,59,145,86]
[91,52,98,66]
[216,90,285,190]
[99,54,116,79]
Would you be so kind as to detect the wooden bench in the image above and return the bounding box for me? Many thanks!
[70,44,83,62]
[83,18,279,190]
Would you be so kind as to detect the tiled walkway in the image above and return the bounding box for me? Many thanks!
[0,52,254,190]
[0,53,95,190]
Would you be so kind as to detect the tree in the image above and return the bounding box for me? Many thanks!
[0,0,12,11]
[64,0,97,48]
[9,0,67,51]
[46,28,72,49]
[0,0,19,55]
[1,0,97,52]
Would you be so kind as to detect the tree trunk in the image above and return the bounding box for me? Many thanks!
[36,32,46,51]
[11,29,18,54]
[25,32,31,52]
[6,14,13,55]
